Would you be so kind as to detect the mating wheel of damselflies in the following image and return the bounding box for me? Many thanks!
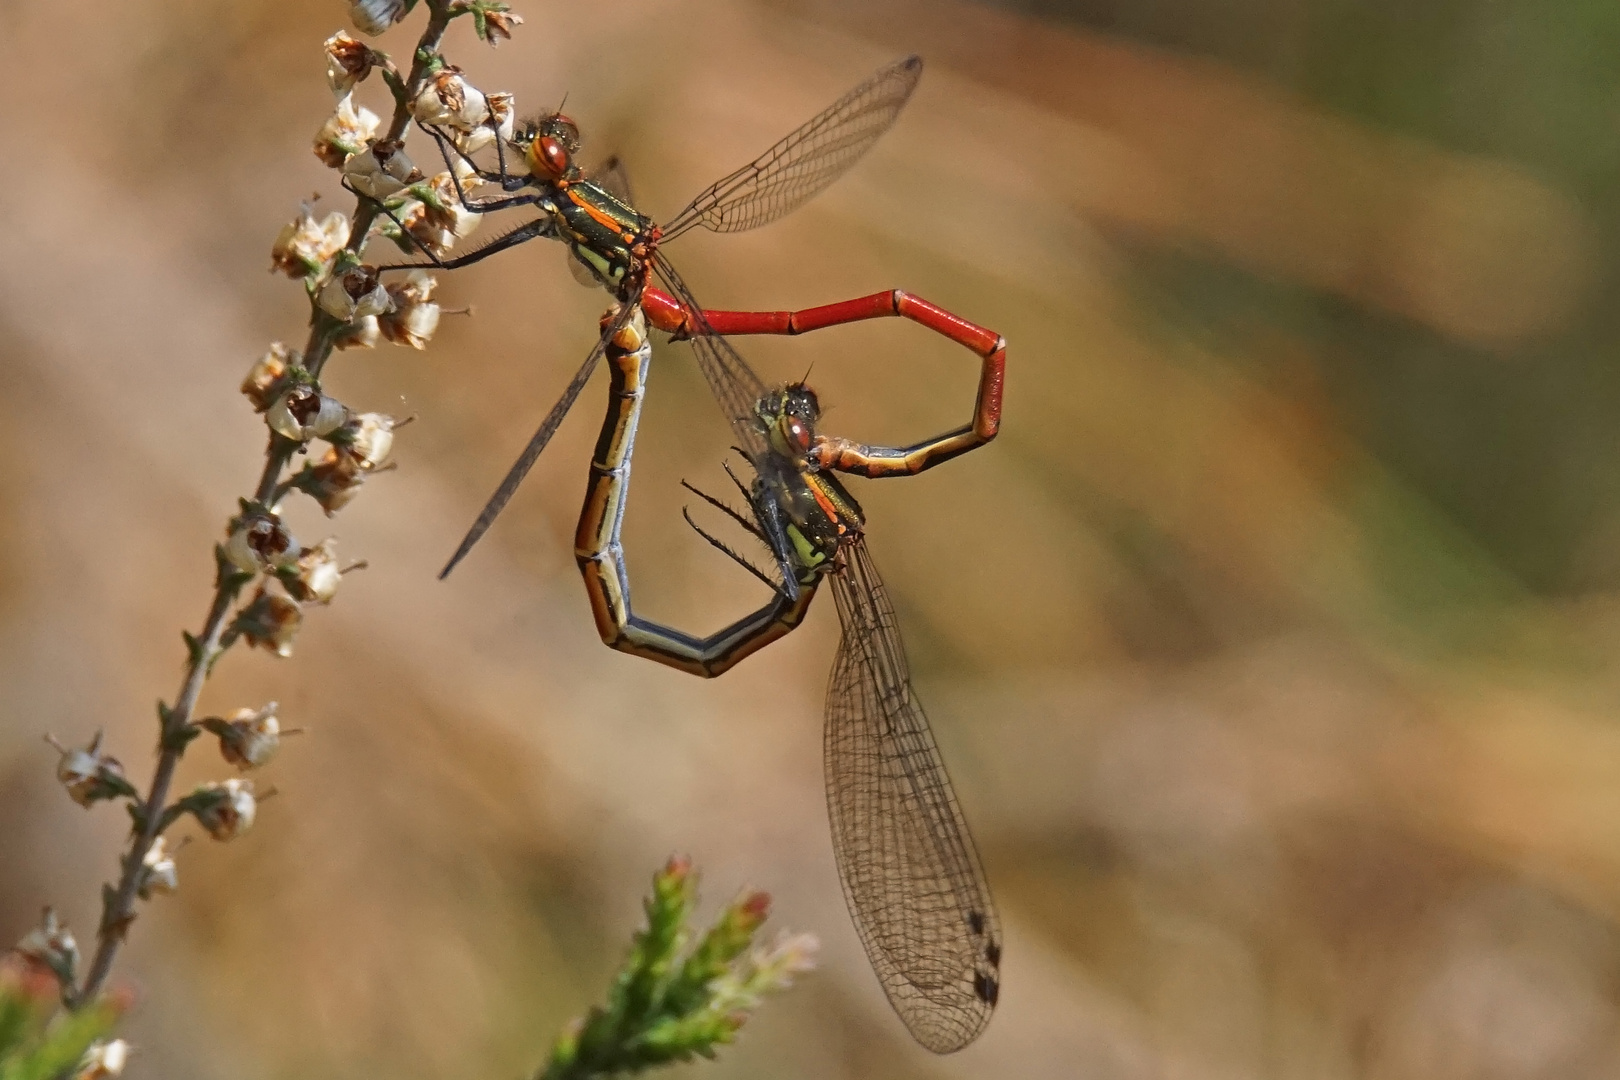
[372,55,1005,579]
[574,305,1005,1052]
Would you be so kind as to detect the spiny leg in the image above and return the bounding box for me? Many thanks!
[680,507,778,593]
[680,478,803,600]
[575,306,817,678]
[371,215,555,273]
[680,479,768,544]
[640,288,1005,478]
[414,120,528,194]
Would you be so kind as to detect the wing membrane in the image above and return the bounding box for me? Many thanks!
[824,538,1001,1053]
[662,55,922,241]
[650,255,769,458]
[438,298,639,578]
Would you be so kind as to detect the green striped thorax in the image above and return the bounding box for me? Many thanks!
[751,385,865,585]
[514,111,656,291]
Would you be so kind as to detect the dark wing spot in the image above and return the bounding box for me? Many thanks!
[974,972,1000,1006]
[968,911,985,936]
[986,941,1001,967]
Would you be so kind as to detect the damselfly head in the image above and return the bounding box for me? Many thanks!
[518,112,581,180]
[758,383,822,459]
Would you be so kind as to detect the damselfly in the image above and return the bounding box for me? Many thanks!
[576,306,1005,1051]
[575,293,1003,675]
[375,56,948,577]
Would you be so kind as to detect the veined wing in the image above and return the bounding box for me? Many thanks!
[661,55,922,242]
[439,297,641,578]
[824,538,1001,1053]
[649,254,769,459]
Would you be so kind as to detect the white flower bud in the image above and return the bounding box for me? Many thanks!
[314,94,380,168]
[286,539,344,604]
[385,299,440,348]
[202,703,285,768]
[453,90,516,154]
[332,314,381,351]
[324,31,374,97]
[341,140,419,199]
[412,68,490,131]
[73,1039,130,1080]
[267,385,348,441]
[242,343,297,411]
[189,779,256,841]
[137,838,178,900]
[380,270,440,348]
[339,412,398,470]
[270,205,349,278]
[223,512,300,574]
[350,0,407,35]
[317,265,393,321]
[47,732,133,808]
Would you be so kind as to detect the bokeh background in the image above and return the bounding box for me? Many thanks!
[3,0,1620,1076]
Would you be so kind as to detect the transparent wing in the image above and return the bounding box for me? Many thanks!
[591,155,635,206]
[825,538,1001,1053]
[438,298,639,578]
[661,55,922,242]
[649,254,770,458]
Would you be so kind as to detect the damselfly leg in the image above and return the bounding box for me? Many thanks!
[572,289,1006,664]
[585,370,1006,1050]
[358,57,994,575]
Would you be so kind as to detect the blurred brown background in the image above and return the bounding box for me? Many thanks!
[3,0,1620,1076]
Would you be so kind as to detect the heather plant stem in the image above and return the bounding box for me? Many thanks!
[74,447,283,1006]
[74,1,455,1009]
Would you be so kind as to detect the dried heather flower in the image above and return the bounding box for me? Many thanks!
[401,173,480,257]
[15,909,78,987]
[47,733,135,808]
[242,344,296,411]
[188,779,257,841]
[235,589,302,657]
[454,90,515,153]
[74,1039,131,1080]
[317,264,393,321]
[201,703,284,769]
[349,0,408,35]
[342,139,419,199]
[482,9,523,45]
[411,67,489,131]
[314,94,380,168]
[333,315,381,350]
[267,385,348,442]
[285,538,345,603]
[336,412,398,469]
[223,511,300,574]
[270,205,350,278]
[380,270,441,347]
[136,838,178,900]
[324,31,375,97]
[299,449,367,514]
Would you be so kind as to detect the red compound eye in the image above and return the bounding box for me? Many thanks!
[785,416,811,454]
[535,134,572,177]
